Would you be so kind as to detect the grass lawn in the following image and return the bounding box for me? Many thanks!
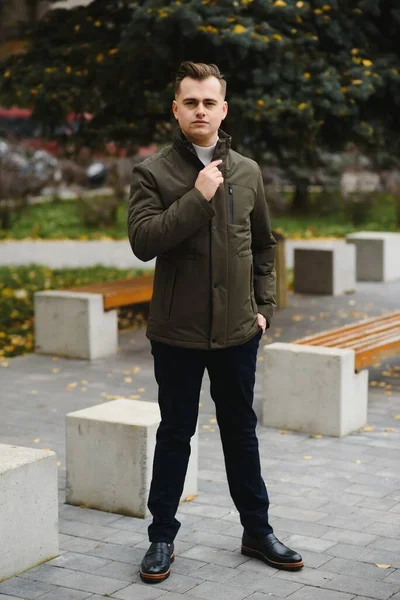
[0,265,151,361]
[0,193,398,241]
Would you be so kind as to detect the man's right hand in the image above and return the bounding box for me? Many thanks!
[195,160,224,202]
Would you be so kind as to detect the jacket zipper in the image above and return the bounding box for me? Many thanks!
[228,184,234,224]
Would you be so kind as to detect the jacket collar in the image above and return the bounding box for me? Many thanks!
[173,128,232,172]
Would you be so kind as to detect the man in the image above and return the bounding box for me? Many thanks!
[128,61,303,584]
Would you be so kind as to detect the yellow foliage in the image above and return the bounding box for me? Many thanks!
[257,99,264,106]
[273,33,283,41]
[233,24,247,34]
[304,72,311,80]
[362,59,373,67]
[274,0,287,6]
[297,102,308,110]
[314,8,323,14]
[351,48,359,55]
[96,53,105,63]
[296,1,304,6]
[4,70,11,78]
[351,79,363,85]
[65,66,72,73]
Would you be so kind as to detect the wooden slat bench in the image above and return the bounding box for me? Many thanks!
[34,274,154,361]
[292,312,400,371]
[67,274,154,311]
[262,312,400,437]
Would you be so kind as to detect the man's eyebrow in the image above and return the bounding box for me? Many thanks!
[182,97,218,102]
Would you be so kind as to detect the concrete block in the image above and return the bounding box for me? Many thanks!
[294,242,356,295]
[346,231,400,281]
[0,444,59,581]
[34,291,117,360]
[262,343,368,436]
[66,399,198,518]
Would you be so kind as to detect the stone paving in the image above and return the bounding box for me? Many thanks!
[0,281,400,600]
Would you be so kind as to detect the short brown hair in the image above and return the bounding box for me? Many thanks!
[175,61,227,97]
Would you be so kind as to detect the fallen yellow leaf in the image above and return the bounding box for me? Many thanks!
[356,460,362,464]
[292,315,304,322]
[209,418,217,424]
[279,430,287,435]
[183,495,197,502]
[376,564,391,569]
[384,427,396,433]
[202,425,211,430]
[304,455,312,460]
[66,382,78,391]
[57,461,62,467]
[395,415,400,420]
[363,425,375,432]
[138,387,145,392]
[124,377,132,383]
[51,368,60,374]
[310,434,323,439]
[129,394,141,400]
[33,438,40,443]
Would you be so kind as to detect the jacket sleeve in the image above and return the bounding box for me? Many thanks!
[127,163,215,262]
[251,168,277,327]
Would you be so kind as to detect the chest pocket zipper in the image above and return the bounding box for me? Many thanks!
[228,184,234,224]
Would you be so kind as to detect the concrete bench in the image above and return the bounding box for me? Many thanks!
[0,444,59,581]
[34,274,154,360]
[66,398,198,518]
[346,232,400,281]
[262,312,400,437]
[294,241,356,296]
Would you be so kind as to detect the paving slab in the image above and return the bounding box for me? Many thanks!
[0,282,399,599]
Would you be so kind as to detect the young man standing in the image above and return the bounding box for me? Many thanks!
[128,62,303,584]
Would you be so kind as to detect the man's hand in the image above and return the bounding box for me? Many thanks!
[257,313,267,334]
[195,160,224,201]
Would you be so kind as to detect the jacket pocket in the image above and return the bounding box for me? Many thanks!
[163,265,177,320]
[228,184,234,224]
[250,261,257,315]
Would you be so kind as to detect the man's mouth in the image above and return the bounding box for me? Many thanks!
[193,121,208,124]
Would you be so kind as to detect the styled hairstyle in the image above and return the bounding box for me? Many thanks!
[175,61,227,97]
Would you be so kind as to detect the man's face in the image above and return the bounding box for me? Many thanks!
[172,76,228,146]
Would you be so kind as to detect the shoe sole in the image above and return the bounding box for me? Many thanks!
[140,553,175,584]
[241,545,304,571]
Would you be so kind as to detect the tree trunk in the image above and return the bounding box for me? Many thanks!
[291,180,309,214]
[395,194,400,229]
[25,0,39,22]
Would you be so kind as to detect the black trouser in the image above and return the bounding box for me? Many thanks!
[147,329,273,543]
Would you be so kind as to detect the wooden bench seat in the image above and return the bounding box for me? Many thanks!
[292,312,400,371]
[67,274,154,311]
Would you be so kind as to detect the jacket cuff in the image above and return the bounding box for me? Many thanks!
[191,187,216,218]
[257,304,275,328]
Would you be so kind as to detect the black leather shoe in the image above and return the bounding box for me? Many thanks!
[140,542,175,583]
[241,531,303,570]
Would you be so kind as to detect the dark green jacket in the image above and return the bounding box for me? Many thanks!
[128,129,276,349]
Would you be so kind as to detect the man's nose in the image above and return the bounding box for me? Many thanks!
[196,104,206,115]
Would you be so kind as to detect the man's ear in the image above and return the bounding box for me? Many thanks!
[172,99,179,120]
[222,101,228,121]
